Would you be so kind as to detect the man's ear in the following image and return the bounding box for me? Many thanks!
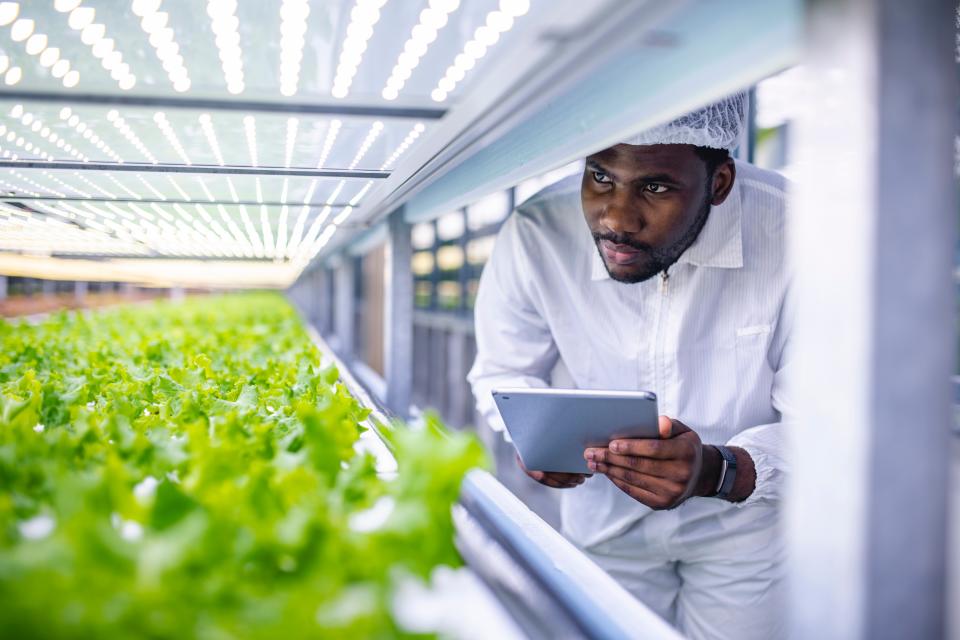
[710,158,736,206]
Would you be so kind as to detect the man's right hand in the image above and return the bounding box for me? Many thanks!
[516,455,590,488]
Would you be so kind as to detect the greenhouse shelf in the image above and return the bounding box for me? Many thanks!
[298,306,680,640]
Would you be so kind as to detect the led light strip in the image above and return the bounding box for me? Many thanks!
[0,3,78,88]
[380,122,425,169]
[279,0,309,96]
[6,105,82,160]
[58,106,123,162]
[133,0,190,92]
[40,170,91,197]
[287,178,318,250]
[59,1,137,90]
[207,0,244,94]
[348,121,383,169]
[167,176,191,200]
[315,119,342,168]
[106,109,159,164]
[153,112,191,164]
[331,0,386,99]
[243,115,258,166]
[7,169,66,197]
[381,0,459,101]
[2,112,63,160]
[72,172,115,199]
[198,113,225,166]
[431,0,529,102]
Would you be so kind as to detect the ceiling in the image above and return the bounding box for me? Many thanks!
[0,0,538,286]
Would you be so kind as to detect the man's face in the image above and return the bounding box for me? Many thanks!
[581,144,735,283]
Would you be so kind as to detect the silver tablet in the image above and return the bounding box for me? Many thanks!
[491,387,660,474]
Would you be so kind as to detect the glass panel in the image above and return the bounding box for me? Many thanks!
[437,280,461,309]
[411,251,435,276]
[466,235,496,265]
[411,222,436,249]
[467,191,510,230]
[436,245,464,271]
[436,211,465,241]
[414,281,433,308]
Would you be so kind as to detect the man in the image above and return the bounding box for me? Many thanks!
[467,93,790,639]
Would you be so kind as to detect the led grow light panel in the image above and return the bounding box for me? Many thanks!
[0,0,536,104]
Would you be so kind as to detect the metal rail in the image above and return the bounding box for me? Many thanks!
[0,90,448,120]
[0,160,389,179]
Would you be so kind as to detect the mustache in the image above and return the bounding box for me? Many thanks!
[592,232,651,252]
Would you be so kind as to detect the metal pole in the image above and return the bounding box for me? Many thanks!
[384,207,413,418]
[788,0,955,638]
[0,90,447,120]
[333,255,356,361]
[0,160,389,179]
[0,275,6,300]
[74,280,87,301]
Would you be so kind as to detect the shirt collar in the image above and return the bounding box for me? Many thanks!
[589,176,743,281]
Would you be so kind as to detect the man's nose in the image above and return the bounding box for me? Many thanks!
[600,194,645,235]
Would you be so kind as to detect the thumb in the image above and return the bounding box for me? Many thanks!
[658,415,690,439]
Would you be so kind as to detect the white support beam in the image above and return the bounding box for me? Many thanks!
[788,0,956,638]
[384,208,413,418]
[333,257,356,361]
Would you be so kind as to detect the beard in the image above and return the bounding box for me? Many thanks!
[592,189,713,284]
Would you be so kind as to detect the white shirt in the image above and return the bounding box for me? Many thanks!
[467,160,792,548]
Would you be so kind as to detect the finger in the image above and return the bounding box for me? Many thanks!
[587,451,677,479]
[607,437,683,459]
[594,462,683,497]
[658,415,673,439]
[607,476,672,510]
[660,415,691,438]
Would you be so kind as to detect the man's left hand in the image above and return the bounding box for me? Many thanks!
[584,415,720,510]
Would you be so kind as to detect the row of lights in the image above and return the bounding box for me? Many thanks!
[331,0,387,99]
[381,122,425,169]
[0,3,76,87]
[58,107,123,163]
[106,109,159,164]
[431,0,529,102]
[348,121,384,169]
[382,0,460,101]
[60,1,135,90]
[207,0,244,95]
[8,105,87,161]
[198,114,225,166]
[279,0,309,96]
[315,120,342,168]
[133,0,190,93]
[152,112,191,165]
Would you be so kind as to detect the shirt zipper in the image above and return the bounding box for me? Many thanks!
[652,269,670,408]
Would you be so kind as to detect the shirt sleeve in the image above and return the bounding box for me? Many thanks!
[466,213,559,441]
[724,286,794,505]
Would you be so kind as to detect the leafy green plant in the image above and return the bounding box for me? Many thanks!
[0,293,486,639]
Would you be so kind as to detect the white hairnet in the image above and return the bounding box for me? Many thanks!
[621,92,747,151]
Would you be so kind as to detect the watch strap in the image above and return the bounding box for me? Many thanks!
[712,445,738,499]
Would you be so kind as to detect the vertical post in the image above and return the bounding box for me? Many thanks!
[788,1,955,638]
[0,275,7,300]
[334,255,356,360]
[385,208,413,418]
[74,280,87,302]
[42,279,54,297]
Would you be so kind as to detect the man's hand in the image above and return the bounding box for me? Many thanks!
[516,455,590,489]
[584,416,733,510]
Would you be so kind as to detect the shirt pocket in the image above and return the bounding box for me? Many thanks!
[734,324,774,423]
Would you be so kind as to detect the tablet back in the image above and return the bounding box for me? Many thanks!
[492,388,660,474]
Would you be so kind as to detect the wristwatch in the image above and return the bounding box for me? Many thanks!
[712,445,738,499]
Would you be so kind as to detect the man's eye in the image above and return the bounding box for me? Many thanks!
[645,183,669,193]
[592,170,611,184]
